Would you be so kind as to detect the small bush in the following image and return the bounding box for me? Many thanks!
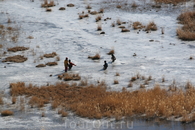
[145,22,157,31]
[133,21,144,30]
[107,49,115,55]
[114,80,119,84]
[88,53,100,60]
[86,5,92,9]
[7,46,29,52]
[46,62,58,66]
[130,76,137,82]
[46,8,52,12]
[121,28,130,32]
[90,11,98,15]
[96,15,102,22]
[2,55,27,63]
[36,64,46,68]
[43,52,57,58]
[97,25,102,31]
[67,3,74,7]
[59,7,65,10]
[1,110,14,116]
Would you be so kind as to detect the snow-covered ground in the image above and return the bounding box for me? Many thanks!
[0,0,195,129]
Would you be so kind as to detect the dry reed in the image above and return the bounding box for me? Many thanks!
[1,110,13,116]
[88,53,100,60]
[2,55,27,63]
[43,52,57,58]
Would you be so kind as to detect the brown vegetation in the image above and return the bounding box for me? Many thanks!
[88,53,100,60]
[1,110,14,116]
[59,7,65,10]
[107,49,114,55]
[115,72,120,76]
[114,80,119,84]
[41,0,55,8]
[46,8,52,12]
[36,64,46,68]
[58,73,81,81]
[9,81,195,122]
[0,97,3,105]
[121,28,130,32]
[90,11,98,15]
[86,5,92,9]
[145,22,157,31]
[97,25,102,31]
[67,3,75,7]
[96,15,102,22]
[153,0,188,5]
[43,52,57,58]
[133,21,144,30]
[2,55,27,63]
[7,46,29,52]
[45,62,58,66]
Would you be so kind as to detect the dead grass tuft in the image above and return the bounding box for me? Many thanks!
[7,46,29,52]
[9,81,195,121]
[121,28,130,32]
[58,73,81,81]
[90,11,98,15]
[36,64,46,68]
[97,24,102,31]
[99,8,104,13]
[145,21,157,31]
[131,2,138,8]
[46,8,52,12]
[133,21,144,30]
[0,44,3,48]
[2,55,27,63]
[114,80,119,84]
[1,110,13,116]
[59,7,65,10]
[43,52,57,58]
[86,5,92,9]
[46,62,58,66]
[27,36,34,39]
[128,82,133,87]
[67,3,74,7]
[115,72,120,76]
[96,15,102,22]
[107,49,115,55]
[130,76,137,82]
[0,97,3,105]
[88,53,100,60]
[116,19,122,25]
[41,0,55,7]
[177,11,195,41]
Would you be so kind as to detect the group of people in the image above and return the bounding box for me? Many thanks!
[103,54,116,70]
[64,54,116,72]
[64,57,76,72]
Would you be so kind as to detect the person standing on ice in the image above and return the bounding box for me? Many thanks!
[64,57,69,72]
[68,59,76,70]
[111,54,116,62]
[103,60,108,70]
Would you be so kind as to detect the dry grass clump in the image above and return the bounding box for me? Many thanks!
[36,64,46,68]
[128,82,133,87]
[46,8,52,12]
[99,8,104,13]
[0,44,3,48]
[9,81,195,122]
[88,53,100,60]
[153,0,188,5]
[116,19,122,25]
[90,11,98,15]
[58,73,81,81]
[107,49,114,55]
[145,22,157,31]
[46,62,58,66]
[12,97,16,104]
[1,110,14,116]
[97,25,102,31]
[7,46,29,52]
[133,21,144,30]
[121,28,130,32]
[114,80,119,84]
[130,76,137,82]
[86,5,92,9]
[116,5,122,8]
[177,11,195,41]
[115,72,120,76]
[43,52,57,58]
[59,7,65,10]
[67,3,75,7]
[95,15,102,22]
[131,2,138,8]
[0,97,3,105]
[2,55,27,63]
[41,0,55,8]
[27,36,34,39]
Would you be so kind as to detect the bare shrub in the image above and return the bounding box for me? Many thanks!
[99,8,104,13]
[7,46,29,52]
[1,110,13,116]
[88,53,100,60]
[114,80,119,84]
[43,52,57,58]
[2,55,27,63]
[177,29,195,41]
[27,36,34,39]
[86,5,92,9]
[79,14,84,19]
[116,5,122,8]
[7,18,11,23]
[107,49,114,55]
[133,21,144,30]
[116,19,122,25]
[0,44,3,48]
[111,22,115,27]
[59,7,65,10]
[145,22,157,31]
[12,97,16,104]
[90,11,98,15]
[46,8,52,12]
[128,82,133,87]
[131,2,138,8]
[130,76,137,82]
[97,24,102,31]
[56,56,60,61]
[121,28,130,32]
[46,62,58,66]
[115,72,120,76]
[96,15,102,22]
[36,64,46,68]
[67,3,74,7]
[0,97,3,105]
[64,73,81,81]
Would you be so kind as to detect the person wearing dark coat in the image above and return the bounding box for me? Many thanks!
[111,54,116,62]
[103,60,108,70]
